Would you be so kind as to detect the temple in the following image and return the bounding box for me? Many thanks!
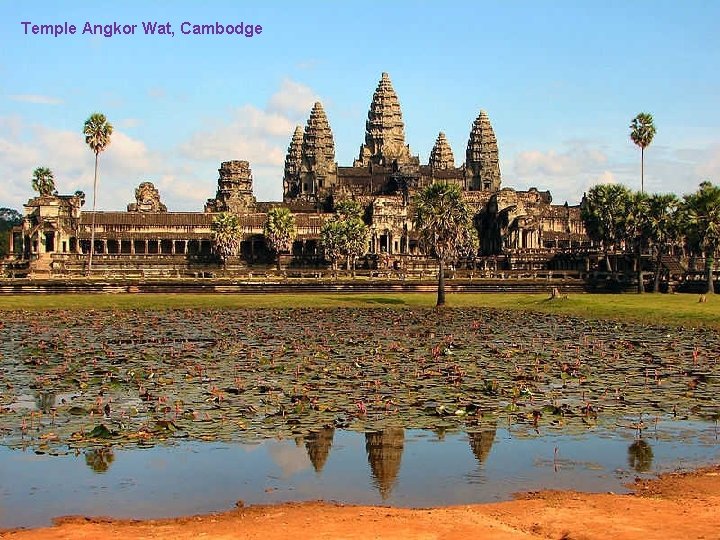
[5,72,588,278]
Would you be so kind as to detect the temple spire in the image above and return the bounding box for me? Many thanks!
[302,102,335,166]
[355,72,413,167]
[428,132,455,169]
[465,110,501,191]
[283,125,304,199]
[298,102,337,197]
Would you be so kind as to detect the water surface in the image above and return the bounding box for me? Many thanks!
[1,422,718,529]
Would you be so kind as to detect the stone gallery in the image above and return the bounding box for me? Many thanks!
[10,73,587,277]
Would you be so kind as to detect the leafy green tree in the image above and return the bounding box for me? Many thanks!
[263,207,297,271]
[630,112,656,193]
[334,200,364,220]
[211,212,243,264]
[320,219,345,270]
[680,181,720,294]
[459,221,480,259]
[645,193,679,292]
[0,208,22,257]
[621,191,650,293]
[31,166,56,196]
[320,201,370,273]
[413,181,475,306]
[341,216,370,273]
[581,183,632,272]
[83,112,113,274]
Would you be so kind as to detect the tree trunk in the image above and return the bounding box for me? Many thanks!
[436,259,446,307]
[636,242,644,294]
[276,253,281,272]
[706,253,715,295]
[640,147,645,194]
[653,246,662,293]
[87,152,99,275]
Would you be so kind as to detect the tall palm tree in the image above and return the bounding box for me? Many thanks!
[630,112,656,193]
[211,212,243,266]
[680,181,720,294]
[31,166,56,196]
[263,207,297,271]
[413,181,476,306]
[83,113,113,274]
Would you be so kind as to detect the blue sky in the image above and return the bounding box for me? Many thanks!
[1,0,718,211]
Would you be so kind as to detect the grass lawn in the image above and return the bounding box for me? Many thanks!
[0,292,717,328]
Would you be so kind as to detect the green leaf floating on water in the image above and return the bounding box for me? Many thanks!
[88,424,114,438]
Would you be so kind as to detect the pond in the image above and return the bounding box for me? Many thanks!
[1,423,719,529]
[1,307,719,528]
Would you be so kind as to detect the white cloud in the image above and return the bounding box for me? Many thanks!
[177,78,320,202]
[0,78,320,211]
[507,142,611,203]
[504,139,720,204]
[267,441,311,478]
[116,118,142,129]
[0,118,213,212]
[513,144,607,178]
[179,105,294,165]
[8,94,63,105]
[693,143,720,180]
[267,79,319,117]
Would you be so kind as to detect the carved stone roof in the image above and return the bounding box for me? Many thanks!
[301,102,335,166]
[357,73,412,166]
[80,212,213,227]
[466,110,501,190]
[428,132,455,169]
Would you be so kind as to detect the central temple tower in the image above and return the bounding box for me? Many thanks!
[354,72,416,167]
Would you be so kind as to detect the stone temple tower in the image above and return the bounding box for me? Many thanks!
[205,160,256,213]
[283,125,303,199]
[355,72,416,167]
[465,110,501,192]
[296,102,337,199]
[428,132,455,170]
